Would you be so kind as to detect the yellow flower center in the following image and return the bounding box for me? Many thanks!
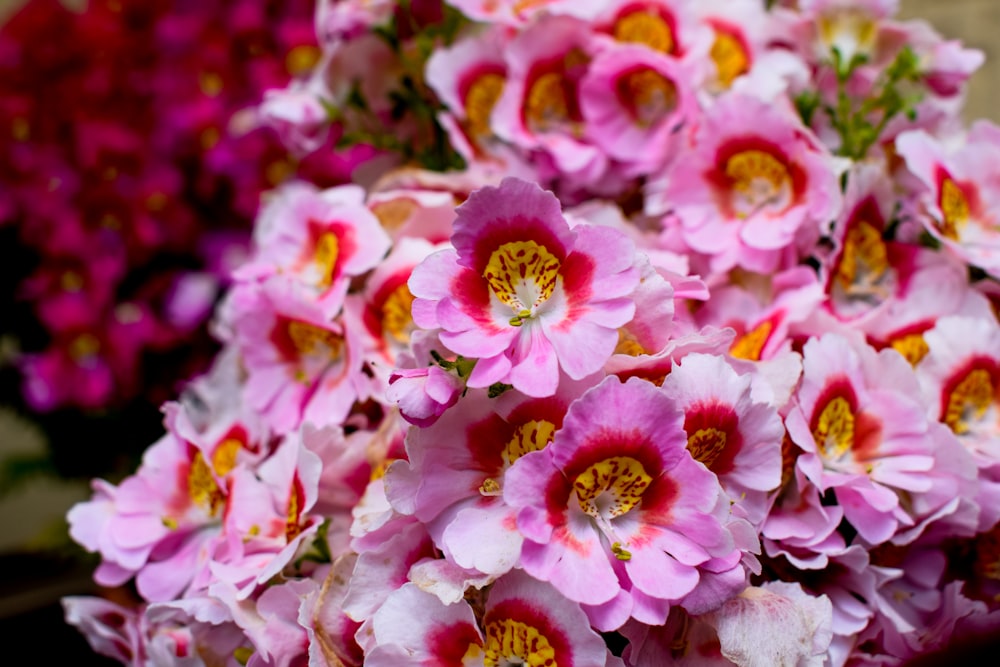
[212,438,242,477]
[483,618,557,667]
[687,427,727,469]
[615,330,648,356]
[725,149,792,217]
[812,396,855,461]
[614,10,674,53]
[505,419,556,466]
[285,486,302,542]
[944,368,995,435]
[69,333,101,361]
[483,240,561,320]
[889,334,929,367]
[526,71,571,133]
[199,72,224,97]
[382,283,415,344]
[287,321,343,358]
[710,31,749,89]
[837,220,888,292]
[188,452,225,516]
[286,45,321,77]
[939,178,969,241]
[616,67,677,128]
[465,72,505,139]
[730,320,773,361]
[314,231,340,288]
[574,456,652,519]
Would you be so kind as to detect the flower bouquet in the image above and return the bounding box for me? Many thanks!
[64,0,1000,665]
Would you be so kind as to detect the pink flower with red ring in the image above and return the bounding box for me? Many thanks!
[505,375,753,628]
[645,92,844,274]
[694,0,809,99]
[425,26,510,160]
[67,397,264,602]
[917,315,1000,448]
[819,163,904,323]
[579,43,696,176]
[409,177,639,398]
[360,583,483,666]
[361,570,613,667]
[211,430,323,598]
[361,236,441,369]
[896,127,1000,277]
[223,278,363,434]
[490,16,609,184]
[235,181,390,317]
[785,333,951,544]
[695,266,825,363]
[916,316,1000,527]
[661,353,785,527]
[861,260,993,368]
[472,569,613,667]
[384,389,528,578]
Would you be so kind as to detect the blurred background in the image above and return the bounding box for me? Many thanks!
[0,0,998,664]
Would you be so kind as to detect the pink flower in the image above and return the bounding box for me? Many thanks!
[409,177,639,397]
[223,279,363,434]
[785,333,960,544]
[579,43,696,175]
[661,353,785,527]
[235,181,391,317]
[896,127,1000,277]
[386,365,464,427]
[490,15,609,184]
[645,92,844,274]
[505,375,754,628]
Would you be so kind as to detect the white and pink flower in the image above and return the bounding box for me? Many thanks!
[409,177,639,397]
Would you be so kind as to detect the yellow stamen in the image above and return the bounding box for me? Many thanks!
[617,68,677,127]
[837,220,888,291]
[939,178,969,240]
[574,456,652,518]
[687,427,727,469]
[483,618,556,667]
[382,283,415,344]
[725,149,791,214]
[614,10,674,53]
[710,31,749,88]
[944,368,995,434]
[505,419,556,466]
[287,321,342,358]
[465,73,505,139]
[525,71,570,133]
[890,334,929,367]
[484,240,560,316]
[730,320,773,361]
[314,231,339,288]
[812,396,855,461]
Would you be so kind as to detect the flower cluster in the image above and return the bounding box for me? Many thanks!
[64,0,1000,665]
[0,0,371,415]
